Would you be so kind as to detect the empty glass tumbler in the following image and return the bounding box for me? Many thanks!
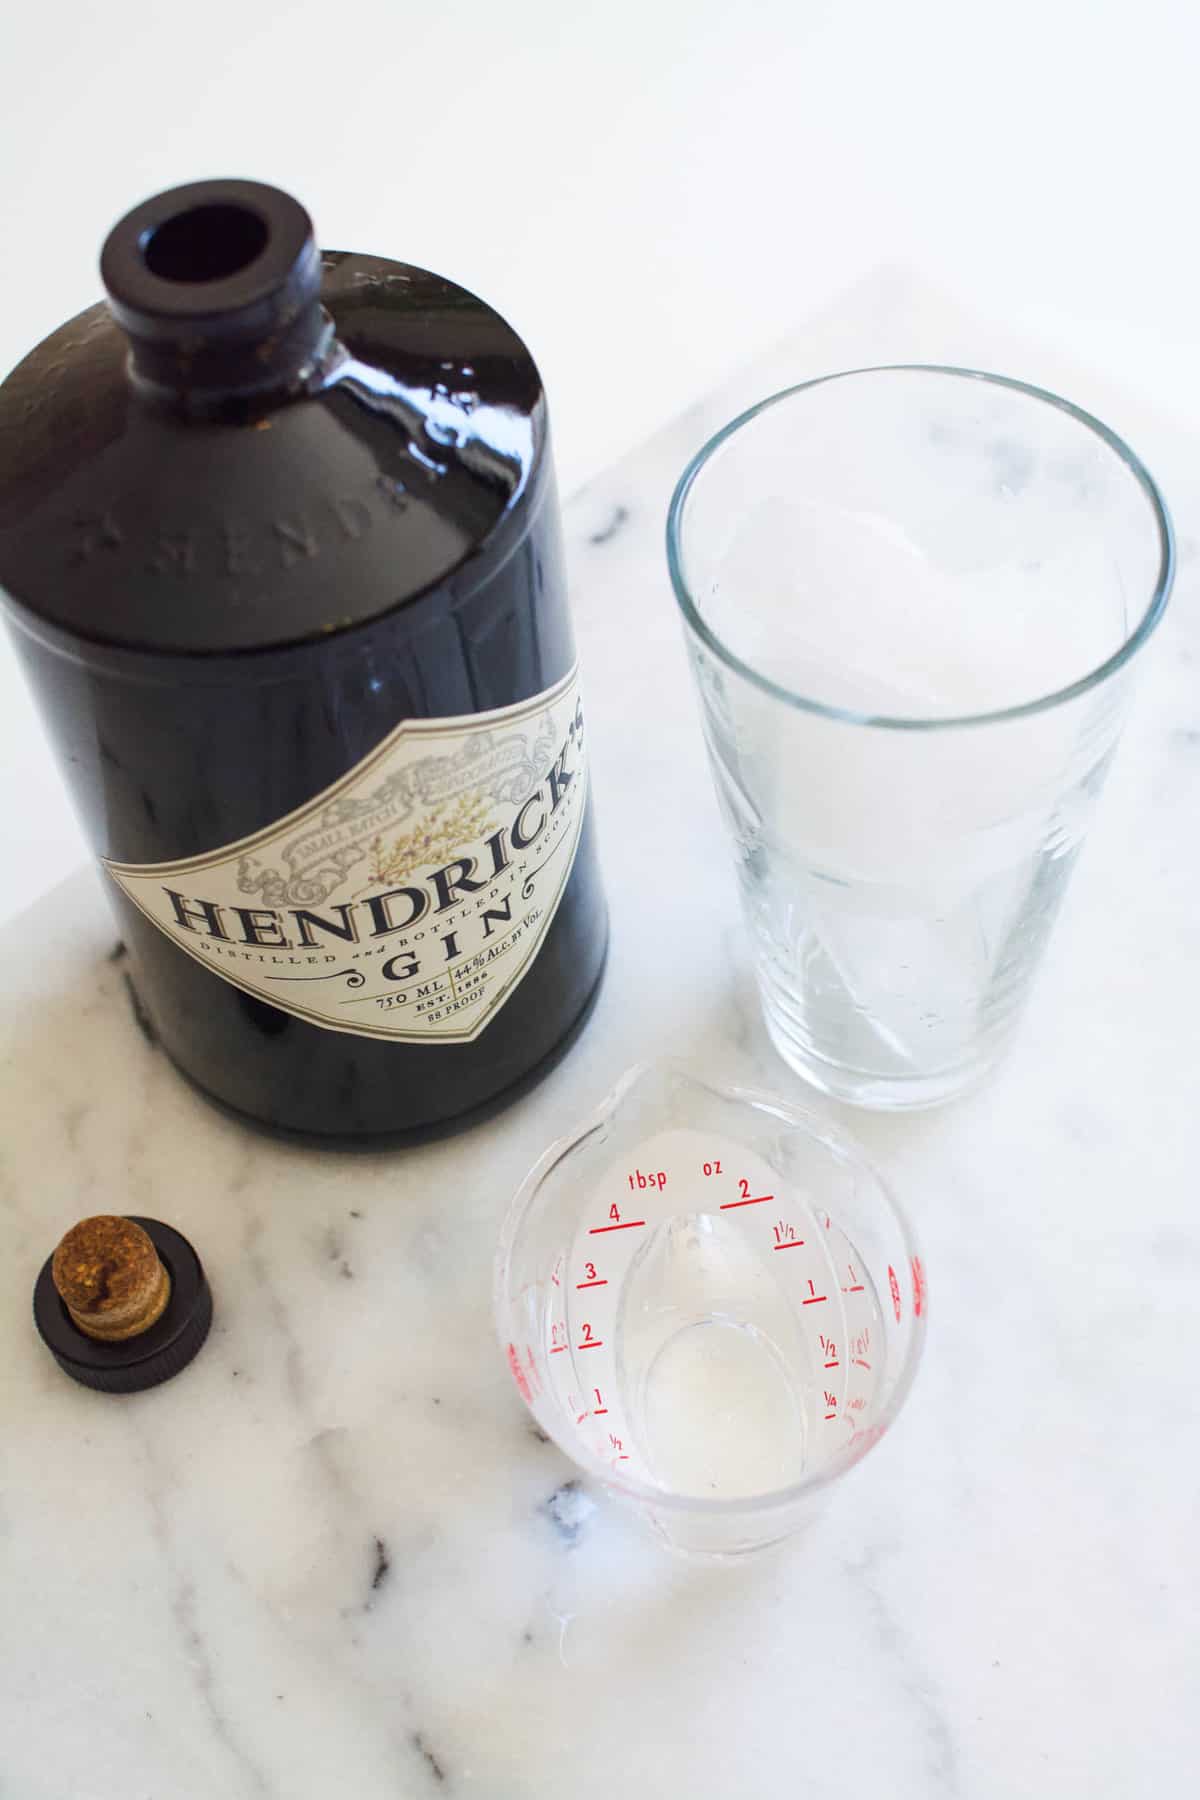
[668,367,1173,1109]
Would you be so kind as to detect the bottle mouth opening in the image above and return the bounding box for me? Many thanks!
[141,202,270,285]
[99,179,324,397]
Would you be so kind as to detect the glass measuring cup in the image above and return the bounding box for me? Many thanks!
[495,1064,925,1555]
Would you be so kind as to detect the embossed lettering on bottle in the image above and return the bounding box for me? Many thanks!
[105,668,587,1043]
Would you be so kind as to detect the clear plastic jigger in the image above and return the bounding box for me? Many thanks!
[495,1064,926,1556]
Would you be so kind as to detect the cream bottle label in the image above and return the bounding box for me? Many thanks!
[105,666,587,1043]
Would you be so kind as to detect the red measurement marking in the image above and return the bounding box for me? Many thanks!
[888,1265,902,1322]
[824,1412,838,1421]
[842,1284,866,1293]
[773,1239,806,1251]
[506,1343,532,1403]
[593,1408,609,1415]
[577,1339,604,1351]
[849,1422,884,1454]
[853,1357,872,1370]
[549,1345,567,1354]
[803,1294,828,1304]
[589,1221,646,1233]
[575,1411,589,1424]
[911,1254,927,1319]
[575,1279,608,1289]
[825,1359,839,1369]
[615,1455,630,1461]
[720,1193,773,1209]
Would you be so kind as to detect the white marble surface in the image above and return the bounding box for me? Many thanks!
[2,276,1198,1798]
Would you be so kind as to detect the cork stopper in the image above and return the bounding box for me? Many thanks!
[51,1215,171,1342]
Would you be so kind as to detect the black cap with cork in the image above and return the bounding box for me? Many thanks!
[34,1215,212,1392]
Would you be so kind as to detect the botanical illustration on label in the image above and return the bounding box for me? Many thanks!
[105,667,587,1043]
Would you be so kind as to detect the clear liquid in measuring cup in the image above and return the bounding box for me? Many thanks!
[541,1128,884,1500]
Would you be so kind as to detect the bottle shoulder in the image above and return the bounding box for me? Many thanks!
[0,255,550,654]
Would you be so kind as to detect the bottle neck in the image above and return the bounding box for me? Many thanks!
[100,179,327,407]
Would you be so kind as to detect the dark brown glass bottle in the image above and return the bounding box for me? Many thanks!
[0,180,607,1143]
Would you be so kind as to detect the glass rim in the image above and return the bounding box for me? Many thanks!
[666,363,1175,733]
[493,1060,926,1518]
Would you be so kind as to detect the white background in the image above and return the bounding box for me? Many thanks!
[1,0,1197,922]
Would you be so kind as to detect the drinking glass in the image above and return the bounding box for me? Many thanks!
[667,367,1173,1109]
